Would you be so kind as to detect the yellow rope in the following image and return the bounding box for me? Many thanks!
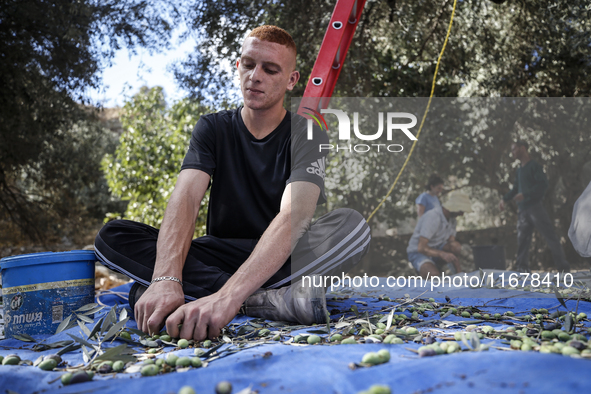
[366,0,458,223]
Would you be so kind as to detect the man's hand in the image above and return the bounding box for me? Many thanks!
[135,281,185,335]
[513,193,524,202]
[165,292,242,341]
[439,251,458,264]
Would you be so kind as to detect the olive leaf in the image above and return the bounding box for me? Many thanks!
[306,329,329,334]
[76,314,94,324]
[77,320,92,337]
[554,287,568,310]
[564,313,573,333]
[75,303,100,312]
[88,316,105,340]
[119,307,128,322]
[94,344,136,363]
[460,332,471,349]
[439,309,453,320]
[82,345,93,364]
[32,340,73,352]
[55,314,73,335]
[103,318,130,342]
[470,331,481,351]
[81,305,106,316]
[56,342,82,356]
[385,309,394,331]
[12,333,37,342]
[102,306,118,333]
[67,333,95,348]
[127,327,146,337]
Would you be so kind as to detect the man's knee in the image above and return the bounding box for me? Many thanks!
[296,208,371,275]
[419,261,440,280]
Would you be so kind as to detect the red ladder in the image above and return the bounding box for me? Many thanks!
[297,0,367,116]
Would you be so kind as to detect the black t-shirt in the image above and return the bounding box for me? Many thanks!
[181,107,328,239]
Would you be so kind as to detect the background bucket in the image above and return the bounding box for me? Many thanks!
[471,245,506,270]
[1,251,95,337]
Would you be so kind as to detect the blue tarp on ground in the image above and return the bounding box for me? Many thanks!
[1,271,590,394]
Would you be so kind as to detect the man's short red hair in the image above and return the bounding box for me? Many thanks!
[247,25,297,55]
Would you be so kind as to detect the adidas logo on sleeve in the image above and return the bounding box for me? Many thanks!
[306,158,326,179]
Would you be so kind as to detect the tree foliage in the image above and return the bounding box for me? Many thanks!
[170,0,591,268]
[102,87,213,236]
[0,0,178,241]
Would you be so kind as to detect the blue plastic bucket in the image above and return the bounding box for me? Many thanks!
[1,250,96,337]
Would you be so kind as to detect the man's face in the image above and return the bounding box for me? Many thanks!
[511,144,524,160]
[237,37,299,111]
[430,183,444,196]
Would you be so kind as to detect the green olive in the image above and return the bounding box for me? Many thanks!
[383,335,395,344]
[120,331,132,340]
[203,340,212,348]
[39,359,57,371]
[541,331,556,340]
[178,339,189,349]
[376,323,386,329]
[141,364,160,376]
[374,329,385,335]
[160,335,172,342]
[166,354,179,366]
[215,381,233,394]
[391,337,404,344]
[155,358,165,366]
[361,352,382,365]
[191,357,203,368]
[178,386,196,394]
[2,355,21,365]
[341,337,357,344]
[330,334,343,342]
[61,372,73,385]
[307,335,321,344]
[112,360,125,372]
[562,346,580,356]
[258,328,270,337]
[175,357,192,367]
[558,332,571,342]
[377,349,390,363]
[368,384,391,394]
[405,327,419,335]
[461,311,470,318]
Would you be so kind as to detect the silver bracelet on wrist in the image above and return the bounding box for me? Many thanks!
[150,276,183,286]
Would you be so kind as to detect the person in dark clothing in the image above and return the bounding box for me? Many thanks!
[94,26,371,340]
[499,141,570,273]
